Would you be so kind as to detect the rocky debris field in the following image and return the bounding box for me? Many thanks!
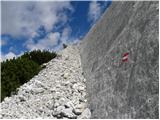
[0,44,91,119]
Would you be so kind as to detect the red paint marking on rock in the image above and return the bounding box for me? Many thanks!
[122,52,129,62]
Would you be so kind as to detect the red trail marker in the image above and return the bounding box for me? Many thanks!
[122,52,129,62]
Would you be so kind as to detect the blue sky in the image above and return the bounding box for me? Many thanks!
[1,1,112,61]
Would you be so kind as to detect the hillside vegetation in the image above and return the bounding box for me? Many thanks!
[1,50,57,101]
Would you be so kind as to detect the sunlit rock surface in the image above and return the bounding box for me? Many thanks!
[80,1,159,119]
[1,45,91,119]
[1,1,158,119]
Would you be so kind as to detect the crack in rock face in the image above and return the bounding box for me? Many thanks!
[0,44,91,119]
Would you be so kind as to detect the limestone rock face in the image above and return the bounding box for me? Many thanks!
[80,1,158,119]
[0,45,90,119]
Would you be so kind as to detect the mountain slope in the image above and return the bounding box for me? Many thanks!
[80,1,158,119]
[0,45,91,119]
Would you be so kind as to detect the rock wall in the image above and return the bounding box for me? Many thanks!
[80,1,159,119]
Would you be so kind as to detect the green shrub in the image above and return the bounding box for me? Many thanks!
[1,50,57,101]
[22,50,57,65]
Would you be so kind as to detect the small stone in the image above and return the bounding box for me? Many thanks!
[23,85,32,93]
[65,56,69,60]
[56,84,61,88]
[32,88,44,94]
[72,84,78,90]
[41,64,46,69]
[78,86,85,91]
[56,114,63,118]
[72,99,79,106]
[78,108,91,119]
[72,83,85,91]
[54,102,60,108]
[38,107,44,113]
[75,103,86,109]
[73,108,83,115]
[63,81,70,86]
[50,88,56,92]
[4,97,10,102]
[56,106,65,112]
[58,98,66,105]
[61,108,77,119]
[62,73,69,79]
[64,101,74,108]
[79,98,85,103]
[18,95,26,102]
[84,99,87,102]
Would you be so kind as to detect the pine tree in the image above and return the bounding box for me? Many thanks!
[1,49,57,101]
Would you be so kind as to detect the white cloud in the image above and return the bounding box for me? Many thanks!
[61,26,72,44]
[25,25,75,51]
[1,1,74,37]
[1,52,17,61]
[88,1,102,23]
[1,51,24,62]
[5,52,16,60]
[72,38,80,44]
[2,1,83,53]
[26,32,60,51]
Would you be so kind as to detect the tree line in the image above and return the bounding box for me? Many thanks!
[1,50,57,101]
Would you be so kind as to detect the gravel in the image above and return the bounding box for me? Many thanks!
[0,44,91,119]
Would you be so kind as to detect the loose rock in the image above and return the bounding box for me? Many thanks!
[61,108,77,119]
[1,45,90,119]
[78,108,91,119]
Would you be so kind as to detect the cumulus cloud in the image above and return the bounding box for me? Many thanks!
[1,1,74,37]
[1,52,17,61]
[61,26,72,44]
[88,1,102,23]
[26,32,61,51]
[1,1,75,52]
[25,25,74,51]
